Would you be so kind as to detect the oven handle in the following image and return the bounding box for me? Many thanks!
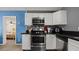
[31,35,46,37]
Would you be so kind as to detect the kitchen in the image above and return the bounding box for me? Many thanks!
[22,7,67,51]
[0,7,79,51]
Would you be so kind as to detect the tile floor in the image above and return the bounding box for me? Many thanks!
[0,40,22,51]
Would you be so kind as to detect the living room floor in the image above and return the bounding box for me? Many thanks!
[0,40,22,51]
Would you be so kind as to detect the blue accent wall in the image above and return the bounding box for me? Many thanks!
[0,16,3,44]
[0,11,26,44]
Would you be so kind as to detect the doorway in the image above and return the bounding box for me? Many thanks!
[3,16,16,45]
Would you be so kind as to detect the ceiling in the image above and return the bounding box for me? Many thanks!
[0,7,62,11]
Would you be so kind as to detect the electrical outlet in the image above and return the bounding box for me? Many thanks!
[78,27,79,31]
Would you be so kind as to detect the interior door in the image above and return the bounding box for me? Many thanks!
[3,16,16,45]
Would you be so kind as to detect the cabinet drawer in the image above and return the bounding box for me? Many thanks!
[46,35,55,38]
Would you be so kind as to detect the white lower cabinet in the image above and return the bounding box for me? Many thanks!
[56,37,64,50]
[46,34,56,50]
[22,34,31,50]
[68,38,79,51]
[68,43,79,51]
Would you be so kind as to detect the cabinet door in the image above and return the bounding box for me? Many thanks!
[22,34,31,50]
[56,38,64,50]
[25,13,32,25]
[68,38,79,47]
[46,35,56,49]
[68,43,79,51]
[68,38,79,51]
[53,10,67,25]
[25,13,42,25]
[44,13,53,25]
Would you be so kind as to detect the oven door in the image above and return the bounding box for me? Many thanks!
[31,35,45,46]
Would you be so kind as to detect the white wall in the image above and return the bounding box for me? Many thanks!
[62,7,79,31]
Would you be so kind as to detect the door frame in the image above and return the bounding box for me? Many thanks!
[3,16,16,45]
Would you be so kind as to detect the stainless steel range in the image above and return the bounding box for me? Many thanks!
[31,17,46,51]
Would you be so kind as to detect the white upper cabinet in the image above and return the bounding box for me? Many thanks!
[25,10,67,25]
[25,13,44,25]
[44,13,53,25]
[25,13,32,25]
[25,13,53,25]
[53,10,67,25]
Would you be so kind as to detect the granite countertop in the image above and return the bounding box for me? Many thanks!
[21,32,30,34]
[21,30,79,41]
[56,33,79,41]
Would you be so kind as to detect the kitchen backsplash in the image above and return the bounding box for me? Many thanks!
[26,25,79,32]
[62,25,79,31]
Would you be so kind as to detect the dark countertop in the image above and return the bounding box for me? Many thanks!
[21,32,46,35]
[46,31,79,41]
[21,30,79,41]
[56,33,79,41]
[21,32,30,34]
[21,30,30,34]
